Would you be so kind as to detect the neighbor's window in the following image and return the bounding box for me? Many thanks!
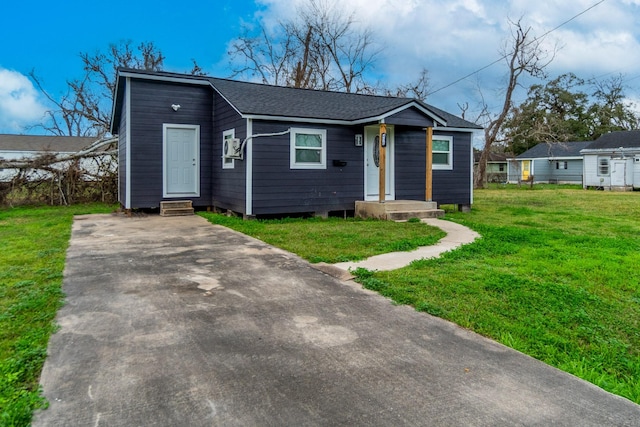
[556,161,568,170]
[290,128,327,169]
[222,129,235,169]
[499,164,505,172]
[598,157,610,176]
[432,136,453,170]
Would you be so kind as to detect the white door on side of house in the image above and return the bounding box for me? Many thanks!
[611,160,627,187]
[163,124,200,197]
[364,125,394,201]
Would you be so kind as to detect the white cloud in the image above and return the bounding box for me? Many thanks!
[246,0,640,115]
[0,68,48,133]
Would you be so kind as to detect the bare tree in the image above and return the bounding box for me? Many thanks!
[228,0,380,93]
[474,19,554,188]
[30,41,165,137]
[384,68,431,100]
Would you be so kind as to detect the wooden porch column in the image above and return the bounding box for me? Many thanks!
[426,126,433,202]
[378,123,387,203]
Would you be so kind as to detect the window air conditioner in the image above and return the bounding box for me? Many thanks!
[223,138,243,160]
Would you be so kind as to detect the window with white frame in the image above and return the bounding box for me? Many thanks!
[556,161,567,170]
[290,128,326,169]
[222,129,235,169]
[432,136,453,170]
[598,157,610,176]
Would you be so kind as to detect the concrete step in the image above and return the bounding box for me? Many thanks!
[355,200,442,220]
[388,209,445,220]
[379,200,438,212]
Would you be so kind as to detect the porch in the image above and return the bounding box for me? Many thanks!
[355,200,444,221]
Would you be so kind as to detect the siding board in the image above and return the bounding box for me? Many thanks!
[128,79,213,208]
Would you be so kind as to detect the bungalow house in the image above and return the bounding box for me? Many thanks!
[110,68,482,218]
[508,141,591,184]
[581,130,640,191]
[0,134,98,181]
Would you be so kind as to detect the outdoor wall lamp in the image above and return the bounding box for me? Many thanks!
[171,104,181,111]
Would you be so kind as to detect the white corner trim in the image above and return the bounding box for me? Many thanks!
[125,77,131,209]
[246,118,253,215]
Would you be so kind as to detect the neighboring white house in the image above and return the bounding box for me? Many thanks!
[508,141,592,184]
[0,134,105,181]
[581,130,640,191]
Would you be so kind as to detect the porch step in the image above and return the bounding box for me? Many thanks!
[160,200,194,217]
[355,200,444,220]
[387,209,445,221]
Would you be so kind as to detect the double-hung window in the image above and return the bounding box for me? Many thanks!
[598,157,610,176]
[290,128,326,169]
[432,136,453,170]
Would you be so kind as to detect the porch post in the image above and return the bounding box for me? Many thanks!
[426,126,433,202]
[378,123,387,203]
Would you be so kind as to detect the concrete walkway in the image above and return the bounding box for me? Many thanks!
[333,218,480,272]
[34,214,640,426]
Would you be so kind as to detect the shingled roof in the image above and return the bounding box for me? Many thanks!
[112,68,481,131]
[517,141,592,159]
[0,134,97,153]
[582,130,640,150]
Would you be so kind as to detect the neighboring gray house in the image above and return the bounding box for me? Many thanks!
[581,130,640,191]
[110,68,482,217]
[474,151,513,183]
[0,134,97,181]
[508,141,591,184]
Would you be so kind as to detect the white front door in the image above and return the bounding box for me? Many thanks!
[611,160,627,187]
[163,124,200,197]
[364,125,394,201]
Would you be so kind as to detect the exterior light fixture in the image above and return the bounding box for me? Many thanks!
[171,104,181,111]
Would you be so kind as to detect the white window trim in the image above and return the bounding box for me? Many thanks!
[432,135,453,170]
[222,128,235,169]
[290,127,327,169]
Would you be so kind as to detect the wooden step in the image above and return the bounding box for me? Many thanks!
[160,200,194,216]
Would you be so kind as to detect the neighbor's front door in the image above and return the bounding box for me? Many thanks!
[364,125,394,201]
[521,160,531,181]
[163,124,200,197]
[611,160,627,187]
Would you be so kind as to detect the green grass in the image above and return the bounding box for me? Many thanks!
[355,187,640,403]
[198,214,446,263]
[0,204,115,426]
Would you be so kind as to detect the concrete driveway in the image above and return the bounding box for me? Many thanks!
[34,214,640,426]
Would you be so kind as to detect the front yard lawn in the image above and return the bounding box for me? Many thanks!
[203,187,640,404]
[0,204,115,426]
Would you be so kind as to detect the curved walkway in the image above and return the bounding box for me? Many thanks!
[332,218,480,272]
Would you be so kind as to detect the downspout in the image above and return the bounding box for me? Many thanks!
[245,118,253,216]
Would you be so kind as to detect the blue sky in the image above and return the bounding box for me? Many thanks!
[1,0,640,134]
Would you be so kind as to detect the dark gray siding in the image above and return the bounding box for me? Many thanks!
[251,121,364,215]
[118,93,127,207]
[211,92,246,213]
[395,129,472,205]
[128,79,213,208]
[386,107,435,127]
